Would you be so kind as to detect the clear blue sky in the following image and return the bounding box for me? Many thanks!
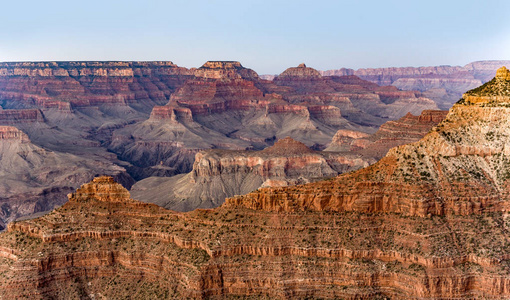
[1,0,509,74]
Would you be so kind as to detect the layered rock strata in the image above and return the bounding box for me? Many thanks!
[273,65,439,125]
[0,61,193,109]
[131,137,369,211]
[3,170,510,298]
[326,109,448,159]
[0,60,437,182]
[113,62,417,176]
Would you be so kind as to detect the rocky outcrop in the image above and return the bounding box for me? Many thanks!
[463,66,510,104]
[69,176,134,203]
[276,63,322,78]
[0,126,30,142]
[193,61,259,80]
[131,137,369,211]
[149,105,194,123]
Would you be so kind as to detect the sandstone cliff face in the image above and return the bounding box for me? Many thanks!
[4,172,510,299]
[131,137,369,211]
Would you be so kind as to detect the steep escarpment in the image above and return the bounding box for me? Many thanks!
[131,137,369,211]
[4,173,510,299]
[227,68,510,217]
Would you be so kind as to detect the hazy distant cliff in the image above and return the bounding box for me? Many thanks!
[318,60,510,109]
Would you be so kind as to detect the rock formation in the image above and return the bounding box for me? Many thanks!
[1,65,509,299]
[273,65,439,126]
[462,66,510,104]
[0,61,193,110]
[5,108,510,300]
[113,62,420,177]
[194,61,259,79]
[0,61,196,184]
[131,137,369,211]
[0,60,438,183]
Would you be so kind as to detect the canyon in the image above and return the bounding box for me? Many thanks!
[0,60,440,225]
[132,109,447,211]
[0,67,510,299]
[111,62,437,179]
